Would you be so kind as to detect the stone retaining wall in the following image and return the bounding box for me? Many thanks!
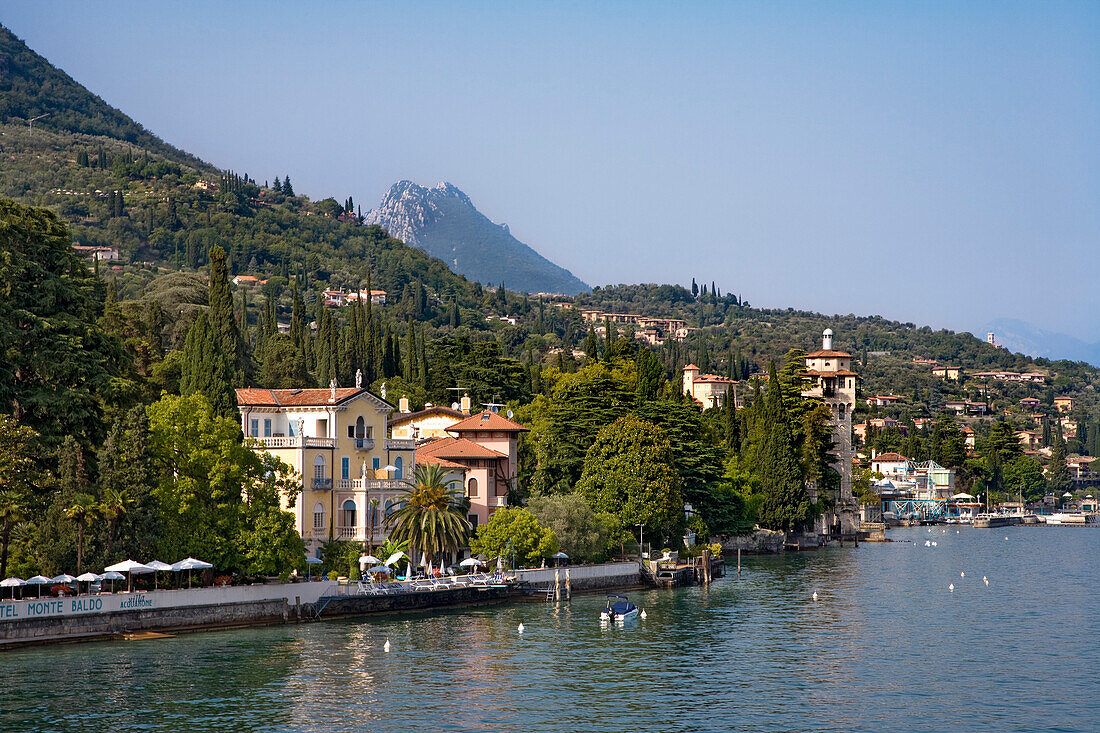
[0,599,290,648]
[718,530,787,554]
[514,562,642,592]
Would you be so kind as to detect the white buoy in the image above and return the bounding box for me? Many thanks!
[956,530,960,534]
[518,623,525,634]
[1005,536,1009,541]
[983,576,989,586]
[949,584,954,591]
[924,540,931,547]
[812,591,818,601]
[383,640,390,652]
[931,541,938,546]
[640,609,647,619]
[960,572,965,578]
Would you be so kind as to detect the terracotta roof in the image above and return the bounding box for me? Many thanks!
[236,387,381,407]
[447,410,528,433]
[418,454,468,471]
[417,436,507,460]
[388,405,468,426]
[805,369,858,377]
[874,452,909,462]
[805,349,852,358]
[694,374,733,383]
[682,363,700,371]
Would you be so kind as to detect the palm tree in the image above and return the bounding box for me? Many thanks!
[367,497,380,555]
[384,463,470,570]
[65,493,98,574]
[99,488,132,563]
[0,489,28,578]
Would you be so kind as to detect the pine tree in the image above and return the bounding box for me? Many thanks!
[282,176,294,196]
[273,176,281,192]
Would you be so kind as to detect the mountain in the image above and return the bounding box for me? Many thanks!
[366,181,589,296]
[0,24,486,325]
[982,318,1100,367]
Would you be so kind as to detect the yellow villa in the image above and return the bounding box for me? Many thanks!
[235,380,415,556]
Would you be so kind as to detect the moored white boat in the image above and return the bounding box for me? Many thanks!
[600,594,639,622]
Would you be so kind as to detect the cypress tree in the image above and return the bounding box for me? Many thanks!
[404,319,417,381]
[584,325,600,363]
[180,312,235,416]
[207,246,244,381]
[756,362,812,534]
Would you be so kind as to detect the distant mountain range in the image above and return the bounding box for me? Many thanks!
[366,181,589,296]
[982,318,1100,367]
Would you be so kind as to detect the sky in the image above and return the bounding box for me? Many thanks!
[4,1,1099,340]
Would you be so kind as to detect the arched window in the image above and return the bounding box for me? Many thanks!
[313,454,326,479]
[342,499,356,528]
[394,456,403,479]
[384,498,396,517]
[838,403,846,418]
[313,501,325,530]
[468,477,479,498]
[355,416,365,439]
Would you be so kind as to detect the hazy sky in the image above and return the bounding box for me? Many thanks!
[4,2,1098,339]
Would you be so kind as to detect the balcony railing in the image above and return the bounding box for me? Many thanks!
[354,438,375,450]
[250,436,337,449]
[493,496,508,507]
[311,478,333,491]
[337,526,364,540]
[385,438,415,451]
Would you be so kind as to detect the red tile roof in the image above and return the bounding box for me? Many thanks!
[418,454,468,471]
[873,452,909,462]
[805,349,852,358]
[447,410,528,433]
[417,436,507,460]
[682,363,700,371]
[805,369,859,377]
[235,387,376,407]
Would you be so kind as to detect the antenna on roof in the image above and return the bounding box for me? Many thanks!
[482,394,506,414]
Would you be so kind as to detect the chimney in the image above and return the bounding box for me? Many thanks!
[460,394,472,414]
[822,328,834,351]
[399,396,410,413]
[871,448,877,460]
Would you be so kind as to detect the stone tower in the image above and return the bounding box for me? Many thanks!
[802,328,859,535]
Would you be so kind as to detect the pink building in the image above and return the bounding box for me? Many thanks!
[416,410,528,531]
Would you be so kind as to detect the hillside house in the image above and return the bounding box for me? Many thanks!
[682,364,735,409]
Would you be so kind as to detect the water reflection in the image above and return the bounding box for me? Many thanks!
[3,527,1099,732]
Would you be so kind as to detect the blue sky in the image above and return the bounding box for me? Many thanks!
[4,1,1098,339]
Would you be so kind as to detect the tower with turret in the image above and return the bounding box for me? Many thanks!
[802,329,859,535]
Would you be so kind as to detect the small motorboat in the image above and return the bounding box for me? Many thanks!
[600,594,639,622]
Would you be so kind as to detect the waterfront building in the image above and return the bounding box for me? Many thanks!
[417,410,528,530]
[681,364,735,409]
[802,329,859,535]
[236,380,415,555]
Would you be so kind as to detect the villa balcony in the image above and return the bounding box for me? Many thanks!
[251,436,337,449]
[385,438,415,451]
[493,496,508,507]
[354,438,375,451]
[311,478,333,491]
[337,526,365,540]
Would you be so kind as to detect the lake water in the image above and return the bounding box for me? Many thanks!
[3,526,1098,732]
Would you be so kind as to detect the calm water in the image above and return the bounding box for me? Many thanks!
[3,526,1098,732]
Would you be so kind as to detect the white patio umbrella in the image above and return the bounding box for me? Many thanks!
[51,574,77,595]
[101,570,125,592]
[26,575,51,598]
[459,558,483,567]
[145,560,173,590]
[384,551,406,566]
[1,577,24,600]
[360,554,382,565]
[171,558,213,587]
[305,555,322,579]
[76,572,100,594]
[366,565,390,574]
[105,559,154,592]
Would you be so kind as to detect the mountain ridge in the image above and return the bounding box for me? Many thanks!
[366,180,589,296]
